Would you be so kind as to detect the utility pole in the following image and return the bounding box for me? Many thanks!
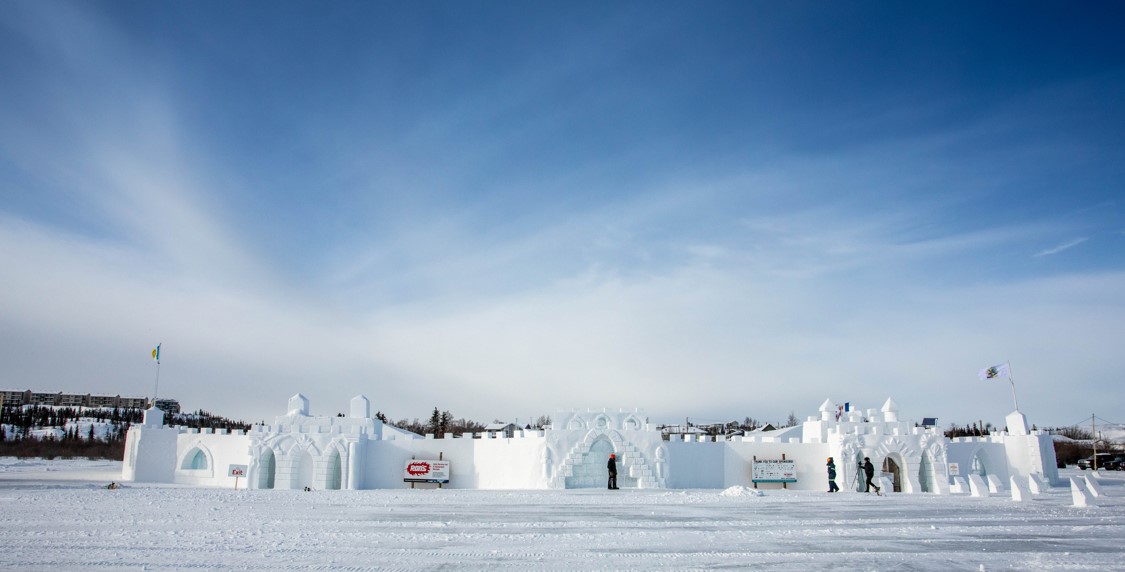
[1092,414,1098,470]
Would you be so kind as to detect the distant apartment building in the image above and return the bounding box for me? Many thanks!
[0,389,177,412]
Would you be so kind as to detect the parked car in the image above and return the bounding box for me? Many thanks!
[1104,454,1125,471]
[1077,453,1116,470]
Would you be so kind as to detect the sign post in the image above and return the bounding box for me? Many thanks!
[228,464,248,490]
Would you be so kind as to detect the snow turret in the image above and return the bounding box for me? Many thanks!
[819,398,835,421]
[880,398,899,422]
[287,393,310,417]
[143,405,165,427]
[350,395,370,419]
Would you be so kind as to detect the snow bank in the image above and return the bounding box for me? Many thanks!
[719,485,765,497]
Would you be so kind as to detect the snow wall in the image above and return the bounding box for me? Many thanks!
[123,397,1061,492]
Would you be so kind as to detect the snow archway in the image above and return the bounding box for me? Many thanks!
[564,436,615,489]
[918,452,934,493]
[872,437,923,494]
[177,443,214,478]
[325,449,342,490]
[295,451,314,490]
[257,448,276,489]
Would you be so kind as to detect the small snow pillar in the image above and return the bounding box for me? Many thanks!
[1083,474,1105,497]
[967,474,990,497]
[1009,476,1030,502]
[986,474,1004,493]
[1005,410,1029,436]
[350,395,370,419]
[949,476,968,494]
[347,441,362,490]
[1071,477,1095,507]
[288,393,310,416]
[1028,473,1047,494]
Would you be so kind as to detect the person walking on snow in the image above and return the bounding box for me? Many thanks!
[826,457,839,493]
[607,454,619,490]
[863,457,880,494]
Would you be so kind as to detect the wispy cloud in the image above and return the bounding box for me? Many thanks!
[1034,237,1090,257]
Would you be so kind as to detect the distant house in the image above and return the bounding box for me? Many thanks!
[484,422,520,439]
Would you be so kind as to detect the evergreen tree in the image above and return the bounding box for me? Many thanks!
[428,407,442,436]
[440,411,453,437]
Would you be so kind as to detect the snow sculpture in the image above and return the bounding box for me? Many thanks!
[121,396,1063,494]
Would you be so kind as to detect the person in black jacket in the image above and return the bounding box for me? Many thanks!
[863,457,880,494]
[826,457,839,493]
[607,453,619,490]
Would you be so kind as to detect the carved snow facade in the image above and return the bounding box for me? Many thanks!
[123,395,1060,493]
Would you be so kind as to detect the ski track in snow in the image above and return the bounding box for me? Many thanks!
[0,460,1123,571]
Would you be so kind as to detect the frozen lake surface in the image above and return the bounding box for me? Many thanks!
[1,458,1123,571]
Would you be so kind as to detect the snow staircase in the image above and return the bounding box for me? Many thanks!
[551,436,665,489]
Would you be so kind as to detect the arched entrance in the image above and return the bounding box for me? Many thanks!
[882,456,902,493]
[918,453,934,493]
[258,448,276,489]
[325,449,342,490]
[294,451,314,490]
[564,437,615,489]
[971,450,989,478]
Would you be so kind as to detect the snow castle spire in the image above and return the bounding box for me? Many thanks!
[880,397,899,422]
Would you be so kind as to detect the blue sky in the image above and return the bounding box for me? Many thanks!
[1,1,1123,428]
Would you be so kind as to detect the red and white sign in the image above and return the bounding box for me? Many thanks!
[228,464,248,478]
[403,460,451,483]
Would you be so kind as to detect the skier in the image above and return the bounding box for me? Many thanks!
[863,457,880,494]
[607,453,619,490]
[826,457,839,493]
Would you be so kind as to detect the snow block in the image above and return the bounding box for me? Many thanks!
[1009,476,1030,502]
[967,474,990,498]
[1071,477,1096,508]
[877,476,893,493]
[1028,474,1047,495]
[949,477,968,494]
[986,474,1004,494]
[1083,475,1105,498]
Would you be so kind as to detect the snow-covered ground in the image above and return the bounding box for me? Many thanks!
[1,458,1123,571]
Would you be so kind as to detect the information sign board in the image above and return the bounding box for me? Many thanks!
[752,459,797,483]
[403,460,451,484]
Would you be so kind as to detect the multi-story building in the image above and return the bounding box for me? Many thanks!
[0,389,176,412]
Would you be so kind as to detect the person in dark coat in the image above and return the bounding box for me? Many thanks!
[863,456,880,493]
[607,453,619,490]
[826,457,839,493]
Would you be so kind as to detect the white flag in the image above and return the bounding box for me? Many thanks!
[978,363,1010,381]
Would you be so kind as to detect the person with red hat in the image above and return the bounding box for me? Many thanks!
[607,453,619,490]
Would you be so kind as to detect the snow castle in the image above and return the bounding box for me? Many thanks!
[123,395,1060,492]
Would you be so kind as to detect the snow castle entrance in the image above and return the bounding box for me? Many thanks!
[564,437,615,489]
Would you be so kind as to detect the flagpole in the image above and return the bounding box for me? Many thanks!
[152,343,161,408]
[1006,360,1019,412]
